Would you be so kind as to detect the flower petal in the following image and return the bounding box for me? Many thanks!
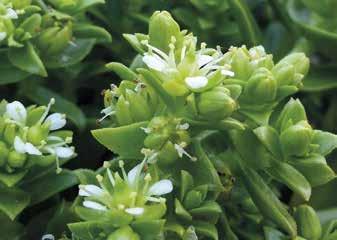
[6,8,18,19]
[6,101,27,123]
[125,207,144,216]
[221,69,235,77]
[148,179,173,196]
[197,55,213,67]
[79,184,104,197]
[0,32,7,41]
[127,163,142,186]
[143,54,167,71]
[25,143,42,155]
[185,76,208,90]
[42,234,55,240]
[83,200,107,211]
[45,113,66,130]
[54,147,74,158]
[14,136,26,154]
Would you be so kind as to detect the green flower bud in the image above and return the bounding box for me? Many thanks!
[3,123,17,145]
[197,86,237,120]
[125,89,152,122]
[48,0,78,10]
[272,63,295,86]
[0,117,5,135]
[144,133,168,150]
[280,120,313,156]
[27,124,49,145]
[149,11,181,53]
[11,0,32,9]
[274,53,309,86]
[294,205,322,240]
[157,141,179,165]
[36,23,73,55]
[230,47,252,80]
[0,141,9,167]
[107,226,140,240]
[245,67,277,103]
[8,150,27,168]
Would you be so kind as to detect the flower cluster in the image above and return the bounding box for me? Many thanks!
[83,10,337,240]
[0,98,74,184]
[0,0,110,77]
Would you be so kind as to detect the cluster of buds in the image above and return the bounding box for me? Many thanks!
[142,116,194,165]
[100,80,160,126]
[0,0,73,52]
[0,98,74,185]
[71,159,173,239]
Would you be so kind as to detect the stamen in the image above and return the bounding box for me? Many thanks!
[38,98,55,125]
[140,127,152,134]
[174,143,197,161]
[119,160,128,180]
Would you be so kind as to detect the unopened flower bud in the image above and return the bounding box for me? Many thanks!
[149,11,181,54]
[280,120,313,156]
[144,133,168,150]
[27,124,49,145]
[294,205,322,240]
[230,47,252,80]
[274,53,309,84]
[157,141,179,165]
[37,23,73,55]
[245,67,277,103]
[272,63,296,86]
[0,141,9,167]
[107,226,140,240]
[197,86,237,120]
[3,123,17,145]
[11,0,32,9]
[8,150,27,168]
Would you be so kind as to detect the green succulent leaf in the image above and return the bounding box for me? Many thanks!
[0,185,30,220]
[8,42,47,77]
[92,121,148,159]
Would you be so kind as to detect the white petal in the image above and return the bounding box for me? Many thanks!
[79,189,90,197]
[148,179,173,196]
[42,234,55,240]
[197,55,213,67]
[125,207,144,216]
[221,69,235,77]
[185,76,208,90]
[25,143,42,155]
[143,54,167,71]
[6,101,27,123]
[6,8,18,19]
[0,32,7,41]
[83,200,107,211]
[14,136,26,154]
[127,163,142,186]
[45,113,66,130]
[80,184,104,197]
[54,147,74,158]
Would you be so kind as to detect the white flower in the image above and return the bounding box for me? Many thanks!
[148,179,173,196]
[6,101,27,124]
[185,76,208,90]
[14,136,42,155]
[83,200,107,211]
[45,113,66,130]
